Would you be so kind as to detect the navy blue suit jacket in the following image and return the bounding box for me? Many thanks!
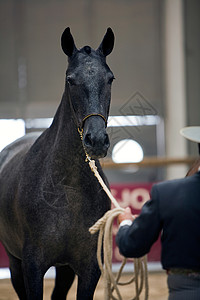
[116,171,200,270]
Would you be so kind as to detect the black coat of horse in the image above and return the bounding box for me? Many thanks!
[0,27,115,299]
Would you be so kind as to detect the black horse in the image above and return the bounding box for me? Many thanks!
[0,27,115,299]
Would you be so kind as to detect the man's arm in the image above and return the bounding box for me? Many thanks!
[116,185,162,258]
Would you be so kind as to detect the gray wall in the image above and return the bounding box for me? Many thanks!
[0,0,163,119]
[184,0,200,155]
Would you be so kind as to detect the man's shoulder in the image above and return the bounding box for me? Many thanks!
[152,173,197,192]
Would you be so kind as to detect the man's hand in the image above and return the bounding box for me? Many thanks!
[118,207,135,224]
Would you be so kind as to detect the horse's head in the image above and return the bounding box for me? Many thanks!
[61,27,115,159]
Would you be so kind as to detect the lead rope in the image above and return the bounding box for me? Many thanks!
[79,129,149,300]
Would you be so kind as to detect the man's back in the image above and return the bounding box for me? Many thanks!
[155,171,200,270]
[116,171,200,270]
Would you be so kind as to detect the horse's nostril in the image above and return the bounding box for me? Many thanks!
[84,133,93,147]
[104,134,110,147]
[84,133,109,149]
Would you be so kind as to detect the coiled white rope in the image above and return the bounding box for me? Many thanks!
[88,160,149,300]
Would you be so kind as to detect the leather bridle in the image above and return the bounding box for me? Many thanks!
[66,82,107,134]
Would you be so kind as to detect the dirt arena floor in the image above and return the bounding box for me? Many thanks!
[0,271,168,300]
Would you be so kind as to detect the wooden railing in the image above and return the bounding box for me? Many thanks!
[100,157,197,169]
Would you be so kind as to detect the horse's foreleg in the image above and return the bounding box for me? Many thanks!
[22,260,44,300]
[8,252,27,300]
[77,262,101,300]
[21,247,48,300]
[51,265,75,300]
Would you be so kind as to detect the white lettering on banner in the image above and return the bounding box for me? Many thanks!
[129,188,150,210]
[111,188,150,210]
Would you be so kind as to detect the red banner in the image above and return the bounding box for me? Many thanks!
[0,183,161,268]
[110,183,161,263]
[0,244,8,268]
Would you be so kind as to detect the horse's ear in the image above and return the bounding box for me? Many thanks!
[97,28,114,57]
[61,27,77,57]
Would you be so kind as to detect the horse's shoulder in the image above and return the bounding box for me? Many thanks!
[0,132,42,173]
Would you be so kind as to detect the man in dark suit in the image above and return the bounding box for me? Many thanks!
[116,127,200,300]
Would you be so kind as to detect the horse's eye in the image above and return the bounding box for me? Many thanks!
[67,76,76,86]
[108,76,115,85]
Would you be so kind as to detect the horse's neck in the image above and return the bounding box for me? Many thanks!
[49,92,85,163]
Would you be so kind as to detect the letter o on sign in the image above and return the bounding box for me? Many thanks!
[130,188,149,210]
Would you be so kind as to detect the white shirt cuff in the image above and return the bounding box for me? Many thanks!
[119,219,133,228]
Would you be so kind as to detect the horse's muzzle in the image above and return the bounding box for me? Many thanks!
[83,131,110,159]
